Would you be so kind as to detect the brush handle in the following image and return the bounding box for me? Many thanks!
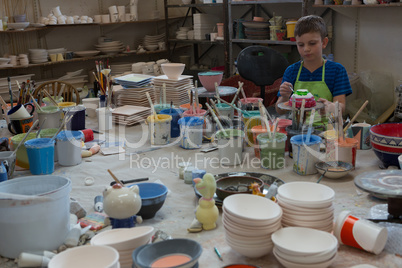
[11,119,39,157]
[343,100,369,133]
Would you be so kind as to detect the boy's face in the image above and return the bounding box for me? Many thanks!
[296,32,328,63]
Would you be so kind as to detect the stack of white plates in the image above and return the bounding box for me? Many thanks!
[272,227,338,268]
[113,84,156,107]
[153,75,193,106]
[95,40,124,55]
[222,194,282,258]
[277,182,335,233]
[114,73,154,88]
[29,49,48,63]
[90,226,155,268]
[110,63,133,75]
[112,105,152,126]
[143,33,165,46]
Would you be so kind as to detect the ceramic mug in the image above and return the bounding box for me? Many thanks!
[7,103,35,119]
[8,116,34,135]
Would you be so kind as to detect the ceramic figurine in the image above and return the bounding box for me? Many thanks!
[193,173,219,230]
[250,182,265,197]
[103,183,142,228]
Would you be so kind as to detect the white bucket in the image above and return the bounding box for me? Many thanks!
[178,117,204,149]
[56,130,84,166]
[97,107,113,132]
[0,175,71,258]
[216,129,245,166]
[146,114,172,145]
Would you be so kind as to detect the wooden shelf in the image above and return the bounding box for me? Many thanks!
[232,39,296,45]
[166,3,223,8]
[230,0,303,4]
[0,50,167,70]
[313,3,402,8]
[169,39,224,44]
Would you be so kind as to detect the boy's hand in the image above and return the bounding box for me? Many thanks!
[279,82,293,100]
[317,98,336,114]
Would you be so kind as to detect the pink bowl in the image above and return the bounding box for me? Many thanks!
[198,71,223,92]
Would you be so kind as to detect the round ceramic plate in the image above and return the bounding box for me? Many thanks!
[193,86,237,98]
[194,172,285,207]
[354,170,402,199]
[277,101,324,111]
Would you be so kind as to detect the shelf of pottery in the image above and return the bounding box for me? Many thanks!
[0,4,174,71]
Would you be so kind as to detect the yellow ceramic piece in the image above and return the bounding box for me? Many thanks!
[194,173,219,231]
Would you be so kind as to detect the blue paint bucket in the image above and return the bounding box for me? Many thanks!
[24,138,55,175]
[178,116,204,149]
[290,134,322,175]
[159,108,183,138]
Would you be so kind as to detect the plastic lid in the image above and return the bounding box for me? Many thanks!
[24,138,54,148]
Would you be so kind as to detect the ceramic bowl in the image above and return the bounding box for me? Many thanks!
[0,58,11,65]
[129,182,168,219]
[90,226,154,251]
[399,154,402,169]
[133,239,202,268]
[225,238,272,258]
[277,182,335,206]
[198,71,223,92]
[48,245,119,268]
[216,176,264,200]
[161,63,185,80]
[370,123,402,168]
[274,245,337,265]
[315,161,353,179]
[8,22,30,30]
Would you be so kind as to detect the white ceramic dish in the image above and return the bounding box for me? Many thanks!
[278,197,334,213]
[282,210,334,222]
[74,50,101,57]
[8,22,30,30]
[272,227,338,256]
[274,245,337,265]
[225,228,273,244]
[223,194,282,222]
[273,248,337,268]
[48,245,119,268]
[277,182,335,205]
[0,58,11,65]
[315,161,353,179]
[90,226,154,251]
[222,214,282,235]
[226,238,272,258]
[223,206,281,227]
[225,235,273,249]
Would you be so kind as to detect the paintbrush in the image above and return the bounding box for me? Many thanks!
[107,169,123,186]
[299,99,306,130]
[240,83,248,103]
[343,100,369,133]
[231,81,243,105]
[306,108,316,143]
[28,92,43,112]
[145,92,158,120]
[11,120,40,158]
[190,90,194,114]
[7,77,13,108]
[162,83,166,106]
[258,100,271,139]
[209,99,221,117]
[195,86,200,114]
[215,97,251,117]
[205,103,228,137]
[215,82,220,104]
[36,118,47,138]
[42,89,59,106]
[16,80,23,105]
[0,95,10,124]
[291,98,296,130]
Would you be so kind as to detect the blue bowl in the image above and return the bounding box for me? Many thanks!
[131,182,168,219]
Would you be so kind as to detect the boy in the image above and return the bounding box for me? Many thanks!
[275,15,352,115]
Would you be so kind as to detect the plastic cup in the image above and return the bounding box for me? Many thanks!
[25,138,55,175]
[146,114,172,145]
[216,129,245,166]
[179,103,202,112]
[42,96,63,106]
[216,103,234,120]
[0,151,17,179]
[285,125,309,158]
[257,132,287,170]
[56,131,84,166]
[251,125,276,158]
[290,134,322,175]
[178,116,204,149]
[154,104,171,114]
[334,211,388,255]
[159,108,183,138]
[10,132,37,169]
[37,106,62,129]
[326,137,358,168]
[242,111,261,147]
[191,169,206,186]
[38,128,60,162]
[238,98,263,111]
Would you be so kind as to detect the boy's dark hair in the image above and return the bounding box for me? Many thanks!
[294,15,327,40]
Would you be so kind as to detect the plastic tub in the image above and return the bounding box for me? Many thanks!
[178,116,204,149]
[146,114,172,145]
[25,138,55,175]
[0,176,72,258]
[56,130,84,166]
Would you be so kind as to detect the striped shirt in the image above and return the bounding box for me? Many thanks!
[279,60,352,98]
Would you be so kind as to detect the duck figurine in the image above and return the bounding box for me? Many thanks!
[192,173,219,231]
[103,183,142,228]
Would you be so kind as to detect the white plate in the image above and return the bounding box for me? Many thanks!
[273,248,338,268]
[277,182,335,205]
[74,50,101,57]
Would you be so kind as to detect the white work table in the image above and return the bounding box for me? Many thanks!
[4,119,402,268]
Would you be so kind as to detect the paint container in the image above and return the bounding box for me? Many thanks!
[159,108,183,138]
[326,137,358,168]
[216,103,234,120]
[251,125,276,158]
[238,98,262,111]
[182,109,207,118]
[57,102,76,110]
[178,162,192,180]
[0,163,7,182]
[334,211,388,255]
[56,131,84,166]
[65,105,86,131]
[290,134,322,175]
[25,138,55,175]
[37,106,62,129]
[179,103,202,112]
[0,151,17,179]
[277,119,293,152]
[146,114,172,145]
[178,117,204,149]
[216,129,245,166]
[242,111,261,147]
[10,132,37,169]
[192,169,206,186]
[79,129,94,142]
[39,128,60,162]
[154,104,171,114]
[257,132,287,170]
[184,166,196,185]
[346,123,371,150]
[0,176,71,259]
[97,107,113,131]
[43,96,63,106]
[285,125,309,158]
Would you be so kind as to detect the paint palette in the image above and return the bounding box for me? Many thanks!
[112,105,151,126]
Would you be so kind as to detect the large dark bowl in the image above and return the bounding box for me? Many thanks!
[370,123,402,168]
[132,238,202,268]
[216,176,264,201]
[130,182,168,219]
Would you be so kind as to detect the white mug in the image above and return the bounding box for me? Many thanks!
[110,14,118,23]
[94,15,102,23]
[125,14,133,21]
[101,14,110,23]
[52,6,62,17]
[108,6,118,15]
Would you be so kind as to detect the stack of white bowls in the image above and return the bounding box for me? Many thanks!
[272,227,338,268]
[95,40,124,55]
[90,226,154,268]
[277,181,335,233]
[222,194,282,258]
[29,49,48,63]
